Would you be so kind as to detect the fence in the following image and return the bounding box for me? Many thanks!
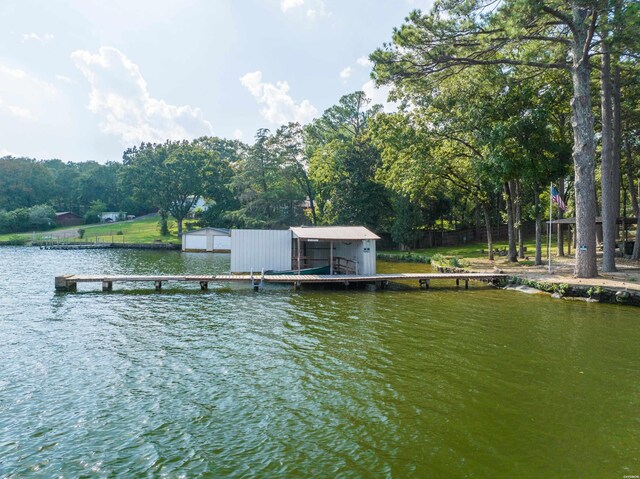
[415,221,537,249]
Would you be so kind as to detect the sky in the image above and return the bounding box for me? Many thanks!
[0,0,433,163]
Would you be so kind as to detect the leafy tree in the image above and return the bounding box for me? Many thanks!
[0,157,54,210]
[307,92,390,229]
[28,205,56,230]
[272,123,318,225]
[84,199,108,224]
[371,0,616,277]
[228,129,307,228]
[193,137,244,228]
[122,140,223,237]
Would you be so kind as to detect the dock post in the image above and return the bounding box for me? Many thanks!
[465,279,469,289]
[294,281,301,291]
[102,281,112,292]
[456,278,460,287]
[55,275,76,292]
[155,281,162,291]
[419,279,430,289]
[199,281,208,291]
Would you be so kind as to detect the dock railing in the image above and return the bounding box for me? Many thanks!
[332,257,358,275]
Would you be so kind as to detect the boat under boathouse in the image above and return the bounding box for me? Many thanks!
[230,226,380,275]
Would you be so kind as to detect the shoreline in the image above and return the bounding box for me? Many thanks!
[435,256,640,307]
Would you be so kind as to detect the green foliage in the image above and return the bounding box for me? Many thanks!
[377,252,431,264]
[307,92,390,229]
[228,128,308,228]
[122,139,230,236]
[586,286,604,298]
[84,199,107,224]
[0,204,55,234]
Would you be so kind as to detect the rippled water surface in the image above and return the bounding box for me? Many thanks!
[1,247,639,478]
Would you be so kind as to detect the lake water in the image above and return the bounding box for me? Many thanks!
[1,247,639,478]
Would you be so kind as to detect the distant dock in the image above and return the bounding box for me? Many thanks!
[38,242,180,251]
[55,272,509,292]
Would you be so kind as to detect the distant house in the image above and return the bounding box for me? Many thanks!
[55,212,83,227]
[99,212,126,223]
[182,227,231,252]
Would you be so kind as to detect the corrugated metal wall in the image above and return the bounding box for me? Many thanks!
[231,230,292,273]
[359,239,376,275]
[214,235,231,251]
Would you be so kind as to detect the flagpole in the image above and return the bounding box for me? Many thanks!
[548,182,552,273]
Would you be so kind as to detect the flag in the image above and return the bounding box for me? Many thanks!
[551,186,566,211]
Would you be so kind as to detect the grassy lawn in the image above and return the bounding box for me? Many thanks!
[379,237,560,265]
[0,215,197,244]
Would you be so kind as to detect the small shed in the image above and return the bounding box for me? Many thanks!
[182,227,230,252]
[55,212,83,227]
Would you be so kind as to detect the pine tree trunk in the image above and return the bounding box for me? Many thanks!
[626,140,639,217]
[626,140,640,261]
[557,180,565,256]
[534,188,542,265]
[516,181,524,259]
[505,181,517,263]
[570,7,598,278]
[600,39,617,272]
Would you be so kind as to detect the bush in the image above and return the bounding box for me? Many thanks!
[0,205,55,234]
[77,228,85,239]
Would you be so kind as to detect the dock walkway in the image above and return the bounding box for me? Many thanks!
[55,272,509,292]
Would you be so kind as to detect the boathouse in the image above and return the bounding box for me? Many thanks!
[182,227,231,252]
[230,226,380,275]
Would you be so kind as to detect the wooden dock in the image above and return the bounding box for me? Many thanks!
[55,272,509,292]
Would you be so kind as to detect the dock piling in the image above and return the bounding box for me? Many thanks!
[199,281,208,291]
[55,275,77,292]
[102,281,112,292]
[155,281,162,291]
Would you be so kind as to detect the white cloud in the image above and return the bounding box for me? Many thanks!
[340,67,353,81]
[22,33,55,44]
[281,0,330,19]
[281,0,304,12]
[240,70,317,125]
[356,56,373,68]
[362,80,397,113]
[8,105,37,121]
[0,64,60,122]
[71,46,213,146]
[306,1,329,19]
[55,75,73,84]
[233,129,244,140]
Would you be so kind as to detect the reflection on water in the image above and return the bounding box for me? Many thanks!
[0,247,638,478]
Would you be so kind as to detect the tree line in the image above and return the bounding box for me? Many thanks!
[1,1,638,279]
